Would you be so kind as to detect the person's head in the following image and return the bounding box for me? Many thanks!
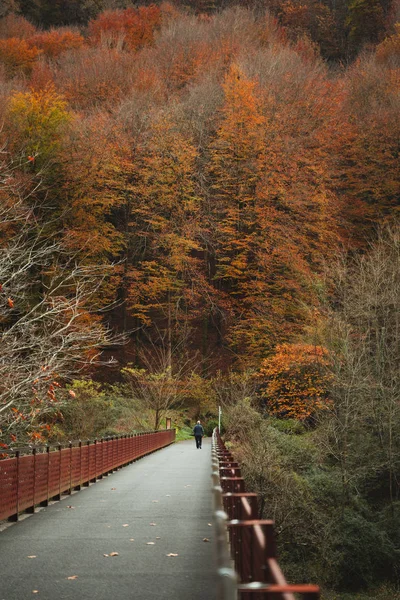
[197,420,200,424]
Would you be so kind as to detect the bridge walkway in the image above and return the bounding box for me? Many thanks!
[0,438,216,600]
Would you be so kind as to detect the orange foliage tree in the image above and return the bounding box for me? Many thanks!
[54,113,125,267]
[88,5,162,52]
[333,55,400,237]
[0,37,41,76]
[206,58,340,363]
[127,114,205,342]
[258,343,332,420]
[28,28,85,58]
[208,63,264,289]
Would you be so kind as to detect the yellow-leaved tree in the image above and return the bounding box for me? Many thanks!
[8,85,71,168]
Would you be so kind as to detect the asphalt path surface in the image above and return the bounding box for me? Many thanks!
[0,438,216,600]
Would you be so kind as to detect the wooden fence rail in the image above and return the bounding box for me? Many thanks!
[212,429,320,600]
[0,430,175,522]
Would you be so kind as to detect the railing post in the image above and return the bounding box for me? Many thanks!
[8,450,20,522]
[99,438,104,478]
[93,439,97,482]
[40,446,50,507]
[55,443,62,500]
[84,440,90,486]
[26,447,37,514]
[69,442,72,494]
[75,441,82,491]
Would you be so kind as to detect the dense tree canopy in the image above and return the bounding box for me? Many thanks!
[0,1,398,430]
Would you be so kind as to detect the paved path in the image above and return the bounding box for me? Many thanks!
[0,438,216,600]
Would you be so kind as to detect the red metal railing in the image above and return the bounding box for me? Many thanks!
[0,430,175,522]
[212,429,320,600]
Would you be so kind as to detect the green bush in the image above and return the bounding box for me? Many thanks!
[59,380,121,440]
[323,509,398,589]
[269,417,307,435]
[204,419,219,436]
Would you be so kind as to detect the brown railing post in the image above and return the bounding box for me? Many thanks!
[93,439,97,482]
[75,441,82,491]
[55,444,62,500]
[32,447,37,512]
[8,450,20,522]
[84,440,90,486]
[69,442,72,494]
[40,446,50,507]
[99,438,104,479]
[26,447,37,514]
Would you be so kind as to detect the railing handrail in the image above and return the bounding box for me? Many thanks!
[212,428,320,600]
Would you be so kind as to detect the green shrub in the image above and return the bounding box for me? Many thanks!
[269,417,307,435]
[323,509,398,589]
[204,419,219,436]
[59,380,120,440]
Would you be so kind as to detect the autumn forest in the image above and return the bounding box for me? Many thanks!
[0,0,400,595]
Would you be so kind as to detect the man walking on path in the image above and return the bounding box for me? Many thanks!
[193,420,204,449]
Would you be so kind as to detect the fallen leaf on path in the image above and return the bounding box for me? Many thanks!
[156,536,161,539]
[166,553,178,557]
[67,576,78,580]
[208,523,212,527]
[111,488,116,490]
[32,591,39,594]
[103,554,109,557]
[122,524,129,527]
[203,538,210,542]
[129,539,135,542]
[67,506,75,509]
[165,494,171,497]
[152,500,158,503]
[149,522,156,526]
[109,552,119,557]
[146,542,155,545]
[27,556,37,559]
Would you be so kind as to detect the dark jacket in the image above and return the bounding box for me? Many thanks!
[193,424,204,436]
